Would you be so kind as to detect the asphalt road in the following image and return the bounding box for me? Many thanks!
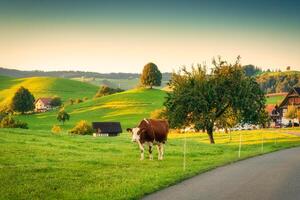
[142,147,300,200]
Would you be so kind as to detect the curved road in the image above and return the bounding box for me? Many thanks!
[143,147,300,200]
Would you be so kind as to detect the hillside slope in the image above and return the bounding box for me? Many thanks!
[0,76,99,109]
[256,71,300,93]
[17,88,166,131]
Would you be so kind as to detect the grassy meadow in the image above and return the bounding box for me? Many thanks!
[1,75,300,199]
[1,128,300,200]
[0,76,98,109]
[16,88,166,131]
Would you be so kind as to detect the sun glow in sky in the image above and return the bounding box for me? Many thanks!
[0,0,300,73]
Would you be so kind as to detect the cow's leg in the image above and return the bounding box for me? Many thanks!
[160,144,164,160]
[157,143,163,160]
[156,145,161,160]
[148,142,153,160]
[138,141,144,160]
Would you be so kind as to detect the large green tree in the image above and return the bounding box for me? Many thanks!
[10,86,35,114]
[140,62,162,89]
[164,57,266,144]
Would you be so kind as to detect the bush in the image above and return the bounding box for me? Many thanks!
[51,125,62,134]
[95,85,124,98]
[0,115,28,129]
[50,96,62,107]
[75,98,83,104]
[69,120,93,135]
[69,98,75,105]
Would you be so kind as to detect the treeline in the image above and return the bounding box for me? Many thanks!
[256,71,300,94]
[242,65,300,93]
[0,67,172,80]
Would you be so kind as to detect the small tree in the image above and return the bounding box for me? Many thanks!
[140,62,162,89]
[69,98,75,105]
[50,96,62,107]
[57,108,70,125]
[10,86,35,114]
[285,105,297,127]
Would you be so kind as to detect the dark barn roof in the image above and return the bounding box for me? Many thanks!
[294,87,300,95]
[92,122,122,134]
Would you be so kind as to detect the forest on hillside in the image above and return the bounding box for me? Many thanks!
[242,65,300,93]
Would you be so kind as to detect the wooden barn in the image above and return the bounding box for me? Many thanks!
[276,87,300,125]
[92,122,122,136]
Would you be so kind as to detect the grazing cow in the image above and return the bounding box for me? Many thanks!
[127,119,169,160]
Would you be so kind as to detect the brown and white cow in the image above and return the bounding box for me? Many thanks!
[127,119,169,160]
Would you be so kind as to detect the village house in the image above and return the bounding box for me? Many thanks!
[270,87,300,126]
[35,98,53,112]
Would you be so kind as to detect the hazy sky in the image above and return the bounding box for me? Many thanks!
[0,0,300,73]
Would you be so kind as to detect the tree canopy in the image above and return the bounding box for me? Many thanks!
[140,62,162,89]
[10,86,35,114]
[164,57,266,144]
[57,108,70,125]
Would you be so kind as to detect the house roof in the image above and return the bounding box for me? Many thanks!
[92,122,122,134]
[279,87,300,108]
[294,87,300,95]
[266,105,275,115]
[36,98,52,105]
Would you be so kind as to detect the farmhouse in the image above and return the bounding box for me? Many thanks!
[92,122,122,136]
[276,87,300,125]
[35,98,52,112]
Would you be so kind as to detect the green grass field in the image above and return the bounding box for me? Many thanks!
[1,128,300,199]
[16,88,166,131]
[1,76,300,199]
[0,75,98,109]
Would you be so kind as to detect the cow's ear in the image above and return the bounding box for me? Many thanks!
[126,128,132,133]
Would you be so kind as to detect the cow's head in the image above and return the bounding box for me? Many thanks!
[127,127,142,142]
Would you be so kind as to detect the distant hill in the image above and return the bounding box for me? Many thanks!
[16,88,166,130]
[0,75,98,111]
[256,71,300,94]
[0,67,172,80]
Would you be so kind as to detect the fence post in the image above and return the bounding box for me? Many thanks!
[238,133,242,158]
[183,132,186,171]
[261,132,264,152]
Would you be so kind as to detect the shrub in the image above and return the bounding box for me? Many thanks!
[95,85,124,98]
[69,98,75,105]
[75,98,83,104]
[50,96,62,107]
[69,120,93,135]
[0,115,28,129]
[51,125,62,134]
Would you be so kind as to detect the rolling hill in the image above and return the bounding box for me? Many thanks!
[16,88,166,131]
[0,75,99,110]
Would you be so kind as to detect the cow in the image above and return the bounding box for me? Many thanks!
[127,119,169,160]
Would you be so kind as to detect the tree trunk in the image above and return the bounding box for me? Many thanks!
[207,125,215,144]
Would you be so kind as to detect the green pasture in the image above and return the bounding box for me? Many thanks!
[266,95,285,105]
[16,88,166,131]
[0,76,98,108]
[1,128,300,200]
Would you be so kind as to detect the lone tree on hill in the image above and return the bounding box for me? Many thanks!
[164,57,267,144]
[140,62,162,89]
[10,86,35,114]
[57,108,70,125]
